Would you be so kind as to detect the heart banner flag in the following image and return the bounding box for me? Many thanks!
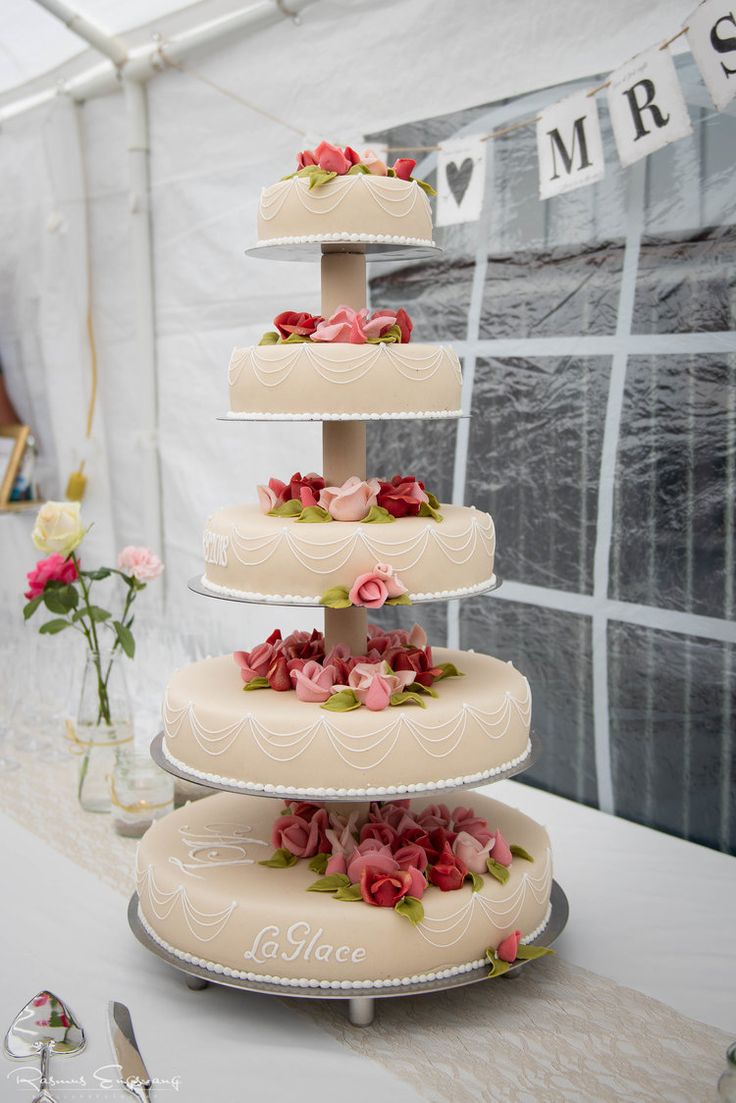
[536,91,605,199]
[436,137,487,227]
[607,47,693,167]
[687,0,736,110]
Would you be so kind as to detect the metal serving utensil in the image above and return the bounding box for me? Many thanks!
[4,991,86,1103]
[107,1001,152,1102]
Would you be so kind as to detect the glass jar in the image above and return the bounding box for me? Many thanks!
[110,750,174,837]
[719,1043,736,1102]
[71,649,133,813]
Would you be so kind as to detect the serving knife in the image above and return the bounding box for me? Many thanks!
[107,1001,152,1103]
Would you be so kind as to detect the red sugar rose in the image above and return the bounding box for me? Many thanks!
[427,840,467,891]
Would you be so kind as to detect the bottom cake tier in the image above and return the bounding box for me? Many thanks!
[136,792,552,989]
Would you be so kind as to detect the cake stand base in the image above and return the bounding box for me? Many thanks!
[127,881,568,1027]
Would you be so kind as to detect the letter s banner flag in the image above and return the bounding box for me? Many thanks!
[607,47,692,167]
[536,91,605,199]
[688,0,736,111]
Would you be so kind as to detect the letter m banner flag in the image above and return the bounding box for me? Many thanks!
[536,91,605,200]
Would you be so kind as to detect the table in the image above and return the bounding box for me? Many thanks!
[1,756,733,1103]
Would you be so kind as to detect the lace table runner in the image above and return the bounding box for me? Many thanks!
[2,749,729,1103]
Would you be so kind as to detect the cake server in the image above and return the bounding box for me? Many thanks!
[4,990,86,1103]
[108,1001,152,1102]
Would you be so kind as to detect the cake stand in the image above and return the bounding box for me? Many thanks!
[135,234,569,1025]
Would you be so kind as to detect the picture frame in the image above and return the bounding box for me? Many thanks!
[0,423,31,508]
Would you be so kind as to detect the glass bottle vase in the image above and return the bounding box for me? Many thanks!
[72,649,133,813]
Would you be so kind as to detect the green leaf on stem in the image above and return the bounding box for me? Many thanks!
[113,620,135,659]
[73,605,110,623]
[39,618,71,635]
[23,595,43,620]
[43,589,71,615]
[82,567,112,581]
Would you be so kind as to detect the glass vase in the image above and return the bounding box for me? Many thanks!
[72,649,133,813]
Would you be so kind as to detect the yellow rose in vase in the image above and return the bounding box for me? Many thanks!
[32,500,85,558]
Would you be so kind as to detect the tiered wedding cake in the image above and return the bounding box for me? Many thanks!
[136,143,554,994]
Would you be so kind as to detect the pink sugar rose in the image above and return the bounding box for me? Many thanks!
[361,309,399,339]
[392,157,416,181]
[360,148,388,176]
[347,840,398,883]
[281,628,325,663]
[290,660,338,703]
[339,661,416,711]
[452,806,493,845]
[492,828,513,867]
[117,546,163,582]
[452,830,495,874]
[393,842,429,873]
[257,476,289,514]
[233,628,282,683]
[360,863,425,907]
[325,853,347,876]
[377,474,429,518]
[24,553,78,600]
[496,929,522,963]
[272,808,330,858]
[297,149,318,168]
[348,563,408,609]
[313,140,351,175]
[359,821,398,848]
[318,476,380,521]
[417,803,453,831]
[312,305,367,344]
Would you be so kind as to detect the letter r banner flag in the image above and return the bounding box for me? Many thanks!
[607,47,692,167]
[536,91,605,199]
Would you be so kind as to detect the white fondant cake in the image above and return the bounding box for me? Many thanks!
[202,504,495,604]
[257,174,434,247]
[136,792,552,988]
[162,648,531,796]
[227,343,462,420]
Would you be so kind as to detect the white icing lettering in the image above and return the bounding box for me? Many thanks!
[244,923,366,967]
[203,530,229,567]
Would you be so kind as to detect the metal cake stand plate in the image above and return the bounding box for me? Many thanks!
[187,573,503,608]
[151,729,540,803]
[216,413,471,423]
[128,880,568,1027]
[244,240,443,263]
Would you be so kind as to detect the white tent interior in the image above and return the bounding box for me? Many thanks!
[4,0,735,856]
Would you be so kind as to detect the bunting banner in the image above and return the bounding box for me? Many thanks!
[536,90,605,199]
[687,0,736,110]
[435,137,487,227]
[607,46,693,167]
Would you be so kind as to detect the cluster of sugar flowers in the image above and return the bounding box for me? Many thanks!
[282,140,436,196]
[260,799,535,927]
[233,623,462,711]
[258,305,412,347]
[257,471,442,525]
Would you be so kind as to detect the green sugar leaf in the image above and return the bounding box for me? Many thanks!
[282,333,312,344]
[259,848,297,869]
[485,956,511,979]
[361,505,395,524]
[426,491,441,510]
[308,853,329,875]
[334,882,363,901]
[510,845,534,862]
[307,169,337,190]
[366,324,402,345]
[410,681,438,697]
[320,585,352,609]
[347,163,372,175]
[307,873,351,893]
[467,871,484,893]
[243,676,270,691]
[411,176,437,197]
[258,331,279,346]
[418,501,443,523]
[394,896,425,926]
[435,662,464,681]
[486,858,510,884]
[296,506,332,523]
[389,690,427,708]
[321,689,361,712]
[39,618,71,635]
[386,592,412,606]
[267,499,302,518]
[515,944,554,961]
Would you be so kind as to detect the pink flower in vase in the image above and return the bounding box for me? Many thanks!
[24,553,78,600]
[117,546,164,582]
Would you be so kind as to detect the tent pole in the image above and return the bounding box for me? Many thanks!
[29,0,128,66]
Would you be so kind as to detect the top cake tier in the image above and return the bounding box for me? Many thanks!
[256,174,435,249]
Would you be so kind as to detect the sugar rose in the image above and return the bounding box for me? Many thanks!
[32,501,85,558]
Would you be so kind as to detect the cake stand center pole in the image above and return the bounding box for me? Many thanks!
[321,250,369,656]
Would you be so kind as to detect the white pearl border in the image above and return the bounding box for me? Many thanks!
[253,232,437,248]
[136,902,552,991]
[198,574,497,605]
[160,736,532,798]
[224,409,463,422]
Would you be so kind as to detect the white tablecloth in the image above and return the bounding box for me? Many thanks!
[2,777,734,1103]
